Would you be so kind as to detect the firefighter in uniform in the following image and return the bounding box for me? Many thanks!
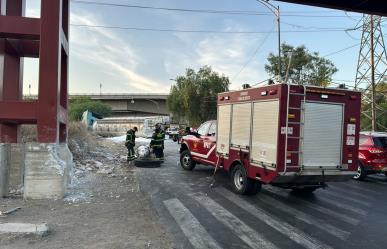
[150,123,165,159]
[125,127,138,162]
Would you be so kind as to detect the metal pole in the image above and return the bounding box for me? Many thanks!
[370,15,376,131]
[277,6,282,81]
[256,1,282,82]
[284,51,293,84]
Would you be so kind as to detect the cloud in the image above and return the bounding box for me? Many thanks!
[162,19,273,90]
[70,11,169,93]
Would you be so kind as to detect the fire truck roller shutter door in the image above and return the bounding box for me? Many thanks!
[217,105,232,155]
[251,100,280,167]
[231,103,252,149]
[302,102,344,169]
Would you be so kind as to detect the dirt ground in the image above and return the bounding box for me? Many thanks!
[0,138,173,249]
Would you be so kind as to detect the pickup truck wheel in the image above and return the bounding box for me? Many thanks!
[231,164,261,195]
[180,150,196,171]
[353,163,366,180]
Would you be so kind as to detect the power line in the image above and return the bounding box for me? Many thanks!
[322,43,360,57]
[232,24,275,81]
[70,0,363,18]
[281,21,351,30]
[70,24,358,34]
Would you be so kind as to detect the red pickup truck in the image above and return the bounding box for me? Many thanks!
[180,120,218,170]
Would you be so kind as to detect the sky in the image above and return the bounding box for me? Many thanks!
[22,0,372,95]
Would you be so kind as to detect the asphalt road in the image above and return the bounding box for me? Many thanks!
[137,140,387,249]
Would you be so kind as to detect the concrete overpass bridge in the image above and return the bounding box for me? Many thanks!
[71,93,170,117]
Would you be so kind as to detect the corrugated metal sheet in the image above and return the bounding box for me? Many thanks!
[303,102,343,168]
[217,105,231,155]
[251,100,279,166]
[231,103,252,148]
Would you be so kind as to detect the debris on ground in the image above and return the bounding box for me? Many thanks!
[0,207,21,218]
[0,129,172,248]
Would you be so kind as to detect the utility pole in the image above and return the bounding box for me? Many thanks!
[355,15,387,131]
[257,0,282,81]
[276,6,281,80]
[100,83,102,95]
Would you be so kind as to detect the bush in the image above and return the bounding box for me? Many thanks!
[69,96,112,121]
[20,122,95,160]
[68,122,96,159]
[20,125,37,143]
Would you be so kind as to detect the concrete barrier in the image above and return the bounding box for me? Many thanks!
[24,143,72,199]
[9,144,25,194]
[0,223,49,236]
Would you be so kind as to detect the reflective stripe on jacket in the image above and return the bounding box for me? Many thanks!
[151,130,165,148]
[125,129,135,146]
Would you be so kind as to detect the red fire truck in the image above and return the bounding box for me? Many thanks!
[179,83,361,195]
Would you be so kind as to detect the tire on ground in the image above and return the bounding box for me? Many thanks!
[353,162,367,181]
[180,150,196,171]
[231,164,261,195]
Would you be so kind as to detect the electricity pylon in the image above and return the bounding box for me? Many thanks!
[355,15,387,131]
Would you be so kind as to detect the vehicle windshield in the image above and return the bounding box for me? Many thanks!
[197,122,211,136]
[373,136,387,148]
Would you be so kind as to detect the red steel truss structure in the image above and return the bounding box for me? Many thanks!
[0,0,69,143]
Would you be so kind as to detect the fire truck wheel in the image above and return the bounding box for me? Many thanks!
[353,162,366,180]
[180,150,196,171]
[231,164,261,195]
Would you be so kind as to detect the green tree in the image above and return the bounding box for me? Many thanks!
[168,66,230,126]
[69,96,112,121]
[265,43,338,86]
[360,82,387,131]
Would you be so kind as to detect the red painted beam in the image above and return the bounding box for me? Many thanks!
[0,0,26,143]
[2,39,40,58]
[0,42,23,102]
[0,101,37,123]
[37,0,63,143]
[5,0,24,16]
[0,16,40,40]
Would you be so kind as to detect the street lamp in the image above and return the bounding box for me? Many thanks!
[256,0,282,81]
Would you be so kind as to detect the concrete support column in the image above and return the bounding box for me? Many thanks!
[0,143,10,197]
[24,143,67,199]
[9,144,25,194]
